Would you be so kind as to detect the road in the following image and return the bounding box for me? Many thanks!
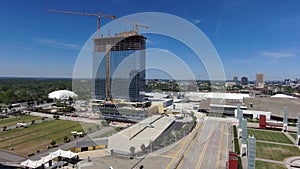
[178,118,227,169]
[30,112,102,124]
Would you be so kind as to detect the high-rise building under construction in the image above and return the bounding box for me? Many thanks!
[93,31,146,102]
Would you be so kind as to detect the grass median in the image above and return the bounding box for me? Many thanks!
[256,160,286,169]
[248,129,292,144]
[256,142,300,161]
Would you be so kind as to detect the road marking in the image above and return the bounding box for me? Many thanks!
[165,129,192,169]
[166,121,204,169]
[149,153,174,159]
[196,124,216,169]
[217,125,225,169]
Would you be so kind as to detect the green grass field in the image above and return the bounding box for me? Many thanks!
[289,132,297,140]
[256,142,300,161]
[248,129,292,144]
[256,160,286,169]
[0,115,43,129]
[0,120,84,156]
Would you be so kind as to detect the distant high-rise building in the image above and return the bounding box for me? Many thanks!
[256,73,264,88]
[233,76,238,84]
[241,76,248,86]
[285,79,291,86]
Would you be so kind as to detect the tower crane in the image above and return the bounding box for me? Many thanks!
[46,9,116,37]
[46,9,148,37]
[46,9,148,101]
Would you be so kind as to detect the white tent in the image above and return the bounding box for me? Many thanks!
[51,148,78,158]
[21,159,43,169]
[21,149,78,168]
[271,94,297,99]
[48,90,78,100]
[21,159,34,167]
[43,153,57,161]
[61,150,78,158]
[51,148,64,157]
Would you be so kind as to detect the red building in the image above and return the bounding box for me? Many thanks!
[228,151,238,169]
[259,115,266,129]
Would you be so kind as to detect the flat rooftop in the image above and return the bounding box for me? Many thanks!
[199,96,300,119]
[108,115,175,153]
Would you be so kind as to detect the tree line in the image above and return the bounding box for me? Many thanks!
[0,78,72,105]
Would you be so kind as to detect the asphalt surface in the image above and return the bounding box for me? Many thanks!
[76,116,234,169]
[178,118,227,169]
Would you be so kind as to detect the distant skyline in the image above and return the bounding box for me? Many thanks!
[1,1,300,80]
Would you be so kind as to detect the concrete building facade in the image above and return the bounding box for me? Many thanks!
[93,32,146,102]
[256,73,264,88]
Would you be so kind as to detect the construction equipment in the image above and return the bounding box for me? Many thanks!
[46,9,116,37]
[116,17,149,34]
[46,9,148,101]
[46,9,148,36]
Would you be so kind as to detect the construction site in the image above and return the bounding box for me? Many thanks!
[48,9,155,123]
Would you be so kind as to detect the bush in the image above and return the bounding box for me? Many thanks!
[238,156,243,169]
[129,146,135,157]
[64,136,69,143]
[233,125,238,138]
[101,120,109,127]
[50,140,56,146]
[234,138,240,155]
[115,127,123,132]
[140,144,146,152]
[53,115,60,120]
[87,127,93,133]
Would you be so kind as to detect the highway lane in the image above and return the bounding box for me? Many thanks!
[178,118,226,169]
[199,123,224,169]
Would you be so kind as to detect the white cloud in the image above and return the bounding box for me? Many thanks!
[192,18,202,25]
[258,51,295,59]
[37,38,80,50]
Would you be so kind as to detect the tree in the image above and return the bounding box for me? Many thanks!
[64,136,69,143]
[31,120,35,125]
[50,140,56,146]
[53,115,60,120]
[163,136,169,147]
[140,144,146,152]
[115,127,122,132]
[129,146,135,157]
[101,120,109,127]
[87,127,93,133]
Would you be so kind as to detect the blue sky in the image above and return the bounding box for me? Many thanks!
[0,0,300,80]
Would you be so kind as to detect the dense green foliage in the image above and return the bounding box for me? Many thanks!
[146,80,180,92]
[0,78,72,104]
[233,126,240,154]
